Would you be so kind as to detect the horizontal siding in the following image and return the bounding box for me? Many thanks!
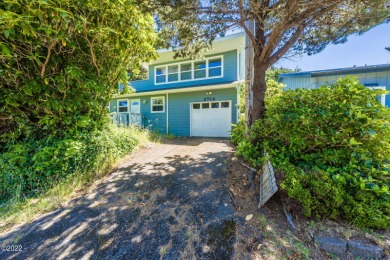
[315,70,390,107]
[110,87,238,136]
[281,69,390,107]
[130,50,238,92]
[168,87,237,136]
[280,76,316,90]
[110,95,167,134]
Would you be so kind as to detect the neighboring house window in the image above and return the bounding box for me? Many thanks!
[368,86,386,106]
[154,55,223,85]
[151,97,165,113]
[118,99,129,112]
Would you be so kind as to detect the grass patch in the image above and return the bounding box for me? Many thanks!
[0,125,155,232]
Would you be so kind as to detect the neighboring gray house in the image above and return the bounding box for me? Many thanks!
[279,64,390,107]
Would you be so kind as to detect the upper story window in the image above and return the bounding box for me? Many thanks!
[156,67,166,84]
[154,55,223,85]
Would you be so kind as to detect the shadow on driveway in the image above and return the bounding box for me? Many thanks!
[0,138,244,260]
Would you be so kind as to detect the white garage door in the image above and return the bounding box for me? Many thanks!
[191,101,232,137]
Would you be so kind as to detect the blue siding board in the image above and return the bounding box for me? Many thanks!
[110,87,238,136]
[140,96,167,134]
[130,50,238,92]
[168,87,237,136]
[110,95,167,134]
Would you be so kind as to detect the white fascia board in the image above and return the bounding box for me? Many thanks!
[157,32,245,54]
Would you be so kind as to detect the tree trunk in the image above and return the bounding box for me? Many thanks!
[248,54,268,125]
[245,20,255,130]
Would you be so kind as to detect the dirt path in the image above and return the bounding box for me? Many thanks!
[0,138,246,260]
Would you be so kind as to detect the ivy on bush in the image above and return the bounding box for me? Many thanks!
[233,77,390,229]
[0,125,147,204]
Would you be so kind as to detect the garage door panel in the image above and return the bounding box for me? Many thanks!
[191,101,232,137]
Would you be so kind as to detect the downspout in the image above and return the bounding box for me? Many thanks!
[236,84,241,122]
[166,93,169,134]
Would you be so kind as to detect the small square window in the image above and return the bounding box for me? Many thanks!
[209,67,221,77]
[211,102,219,108]
[151,97,165,113]
[118,100,128,113]
[202,103,210,109]
[168,65,178,74]
[193,103,200,109]
[156,67,166,76]
[181,63,192,71]
[168,74,178,82]
[194,61,206,70]
[208,58,222,68]
[119,101,128,107]
[181,71,192,80]
[156,67,167,84]
[194,70,206,79]
[221,102,229,108]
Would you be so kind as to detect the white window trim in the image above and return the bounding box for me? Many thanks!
[368,86,386,106]
[154,55,224,85]
[151,96,165,113]
[117,99,129,113]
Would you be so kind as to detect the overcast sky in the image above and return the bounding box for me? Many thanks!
[276,22,390,71]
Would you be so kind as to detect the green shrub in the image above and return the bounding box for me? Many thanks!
[0,124,149,204]
[231,118,245,146]
[234,77,390,229]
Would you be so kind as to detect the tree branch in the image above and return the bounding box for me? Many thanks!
[268,25,305,65]
[86,37,100,77]
[40,40,58,77]
[238,0,256,47]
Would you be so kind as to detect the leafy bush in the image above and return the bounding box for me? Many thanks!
[231,118,245,146]
[0,0,157,139]
[233,77,390,229]
[0,125,150,204]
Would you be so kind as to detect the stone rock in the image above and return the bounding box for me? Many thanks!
[315,236,347,256]
[245,214,253,221]
[348,240,384,259]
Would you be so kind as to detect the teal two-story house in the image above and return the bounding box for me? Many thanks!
[280,64,390,107]
[109,32,245,137]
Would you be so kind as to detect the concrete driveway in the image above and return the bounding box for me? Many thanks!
[0,138,241,260]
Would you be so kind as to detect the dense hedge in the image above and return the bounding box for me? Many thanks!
[233,77,390,229]
[0,125,149,204]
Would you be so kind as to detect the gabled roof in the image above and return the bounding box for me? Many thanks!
[280,64,390,78]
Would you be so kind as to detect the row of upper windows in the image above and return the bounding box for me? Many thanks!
[154,55,223,85]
